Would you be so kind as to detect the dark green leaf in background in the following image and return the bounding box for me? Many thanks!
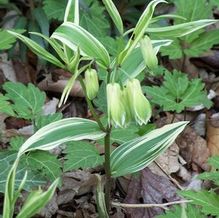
[0,151,46,193]
[180,190,219,216]
[35,113,63,130]
[3,82,46,120]
[25,151,61,181]
[144,70,212,113]
[64,141,104,171]
[157,204,205,218]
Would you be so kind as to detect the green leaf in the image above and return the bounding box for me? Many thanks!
[25,151,61,181]
[211,0,219,8]
[144,70,212,113]
[173,0,212,23]
[63,141,104,171]
[0,29,22,50]
[198,156,219,185]
[185,29,219,57]
[9,136,25,151]
[110,124,139,144]
[180,190,219,216]
[94,82,107,113]
[35,112,63,129]
[0,151,46,193]
[111,121,188,177]
[17,178,59,218]
[159,38,183,59]
[44,0,110,40]
[52,22,110,68]
[7,31,65,68]
[102,0,123,34]
[18,117,106,154]
[32,7,50,37]
[3,82,46,120]
[80,0,110,38]
[0,0,8,4]
[43,0,69,21]
[157,204,205,218]
[0,95,15,116]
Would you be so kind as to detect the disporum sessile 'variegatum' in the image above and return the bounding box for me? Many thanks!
[107,79,152,127]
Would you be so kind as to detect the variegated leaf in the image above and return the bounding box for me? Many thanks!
[110,121,188,177]
[18,118,106,155]
[51,22,110,68]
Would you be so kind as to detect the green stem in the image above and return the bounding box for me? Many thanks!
[78,76,106,132]
[104,127,112,214]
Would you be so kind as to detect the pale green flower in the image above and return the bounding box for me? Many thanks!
[125,79,152,125]
[84,69,99,100]
[107,83,126,128]
[140,35,158,70]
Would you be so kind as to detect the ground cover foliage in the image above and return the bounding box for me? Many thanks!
[0,0,219,217]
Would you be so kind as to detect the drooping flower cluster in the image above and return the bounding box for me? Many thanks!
[107,79,152,128]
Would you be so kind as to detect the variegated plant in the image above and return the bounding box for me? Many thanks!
[3,0,217,217]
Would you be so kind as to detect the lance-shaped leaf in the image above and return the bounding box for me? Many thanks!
[7,31,65,68]
[150,14,186,24]
[16,178,59,218]
[147,19,217,37]
[110,121,188,177]
[51,22,110,68]
[102,0,123,34]
[18,118,106,155]
[117,0,166,65]
[29,32,66,63]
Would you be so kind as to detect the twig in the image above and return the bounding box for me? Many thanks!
[111,200,192,210]
[154,161,183,190]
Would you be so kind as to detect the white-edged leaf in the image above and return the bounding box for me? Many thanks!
[147,19,217,37]
[18,118,106,155]
[64,141,104,171]
[17,178,59,218]
[150,14,186,24]
[110,121,188,177]
[96,174,109,218]
[102,0,123,34]
[7,30,65,68]
[29,32,66,62]
[117,0,166,65]
[51,22,110,68]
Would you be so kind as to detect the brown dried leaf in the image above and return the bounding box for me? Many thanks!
[124,168,180,218]
[176,126,210,171]
[207,113,219,156]
[57,171,97,205]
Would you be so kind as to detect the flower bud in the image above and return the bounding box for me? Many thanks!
[107,83,126,128]
[84,69,99,100]
[140,35,158,70]
[125,79,152,125]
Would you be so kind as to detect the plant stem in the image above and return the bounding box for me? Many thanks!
[78,76,106,132]
[104,128,112,214]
